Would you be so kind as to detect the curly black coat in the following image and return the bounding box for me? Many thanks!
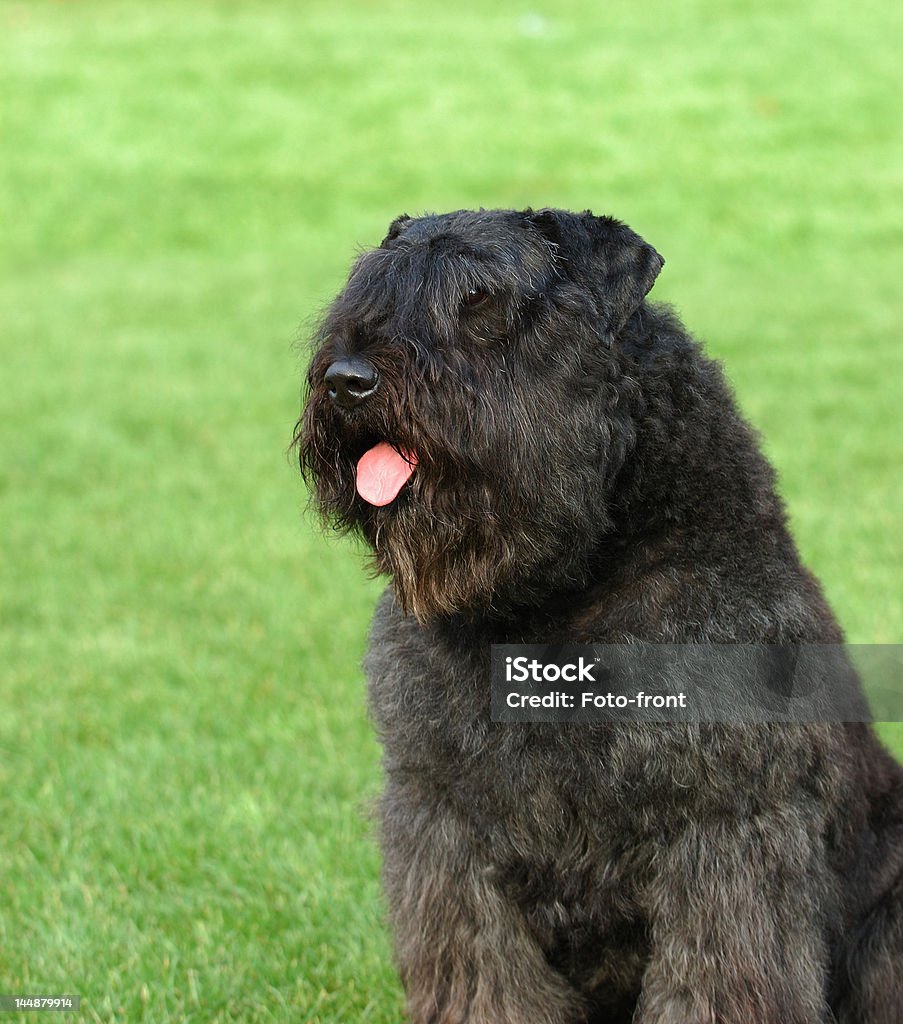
[296,208,903,1024]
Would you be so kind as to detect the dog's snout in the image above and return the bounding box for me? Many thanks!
[324,357,380,408]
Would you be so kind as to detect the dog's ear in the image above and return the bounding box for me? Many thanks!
[582,213,664,334]
[524,208,568,250]
[526,209,664,337]
[381,214,411,247]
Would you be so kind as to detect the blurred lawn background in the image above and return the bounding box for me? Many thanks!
[1,0,901,1020]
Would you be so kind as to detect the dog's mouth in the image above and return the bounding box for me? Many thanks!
[355,442,418,506]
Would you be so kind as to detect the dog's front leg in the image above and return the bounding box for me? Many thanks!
[379,784,585,1024]
[634,815,830,1024]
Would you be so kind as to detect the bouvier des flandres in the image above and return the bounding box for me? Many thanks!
[295,208,903,1023]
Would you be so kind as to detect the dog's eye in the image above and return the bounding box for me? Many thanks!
[463,287,490,308]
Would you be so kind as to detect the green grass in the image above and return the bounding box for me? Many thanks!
[1,0,901,1020]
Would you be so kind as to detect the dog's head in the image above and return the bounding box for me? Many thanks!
[295,208,663,621]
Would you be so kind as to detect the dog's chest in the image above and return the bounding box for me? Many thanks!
[364,597,691,847]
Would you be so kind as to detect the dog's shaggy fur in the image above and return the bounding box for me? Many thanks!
[295,208,903,1023]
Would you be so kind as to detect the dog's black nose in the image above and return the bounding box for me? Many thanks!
[324,358,379,408]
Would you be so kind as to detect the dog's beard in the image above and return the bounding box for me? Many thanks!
[300,439,531,620]
[366,485,538,622]
[297,360,623,621]
[301,426,611,624]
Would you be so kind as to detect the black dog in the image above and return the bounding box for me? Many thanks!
[296,209,903,1023]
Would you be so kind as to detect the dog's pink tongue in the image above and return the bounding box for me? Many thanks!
[356,443,418,506]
